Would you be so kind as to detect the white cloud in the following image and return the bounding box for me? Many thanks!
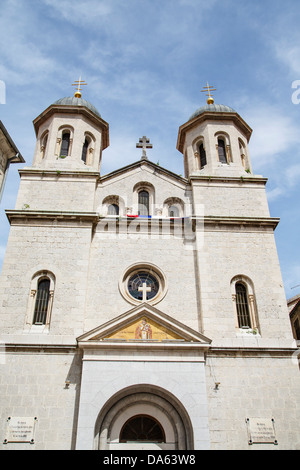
[276,45,300,77]
[42,0,112,26]
[285,163,300,187]
[245,105,300,168]
[266,187,285,202]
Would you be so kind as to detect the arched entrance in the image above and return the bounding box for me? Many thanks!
[94,385,194,450]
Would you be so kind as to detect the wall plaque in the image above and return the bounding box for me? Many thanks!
[3,417,37,444]
[246,418,278,445]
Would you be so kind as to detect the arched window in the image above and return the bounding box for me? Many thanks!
[217,138,227,163]
[235,282,251,328]
[138,190,149,216]
[81,138,89,163]
[231,275,259,333]
[120,415,165,443]
[168,205,179,217]
[60,131,70,156]
[199,143,207,168]
[33,278,50,325]
[108,203,119,216]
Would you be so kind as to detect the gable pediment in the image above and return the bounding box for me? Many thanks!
[100,159,187,188]
[77,304,211,349]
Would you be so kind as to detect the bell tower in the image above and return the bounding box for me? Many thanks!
[176,85,270,220]
[14,82,109,213]
[32,79,109,172]
[177,84,253,179]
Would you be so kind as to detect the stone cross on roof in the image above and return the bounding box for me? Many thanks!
[136,136,153,160]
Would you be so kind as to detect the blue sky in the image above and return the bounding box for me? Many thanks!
[0,0,299,299]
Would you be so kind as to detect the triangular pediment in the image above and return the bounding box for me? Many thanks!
[77,304,211,347]
[100,159,187,188]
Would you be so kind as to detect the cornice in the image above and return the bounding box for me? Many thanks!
[33,104,109,149]
[177,111,253,153]
[18,168,100,179]
[189,174,268,185]
[5,211,280,231]
[6,210,99,226]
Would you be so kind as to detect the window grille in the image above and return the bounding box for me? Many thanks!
[33,279,50,325]
[138,190,149,216]
[235,282,251,328]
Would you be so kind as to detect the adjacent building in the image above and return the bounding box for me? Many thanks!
[0,120,24,202]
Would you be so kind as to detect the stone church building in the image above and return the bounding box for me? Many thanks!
[0,85,299,450]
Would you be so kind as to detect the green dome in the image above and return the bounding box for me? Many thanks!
[53,96,101,117]
[189,103,236,121]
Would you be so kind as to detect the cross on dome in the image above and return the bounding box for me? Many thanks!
[201,82,217,105]
[72,76,87,98]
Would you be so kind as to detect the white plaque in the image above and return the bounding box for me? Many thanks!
[246,418,277,445]
[4,417,37,444]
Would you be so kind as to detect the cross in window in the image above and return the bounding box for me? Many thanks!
[138,282,151,301]
[136,136,153,160]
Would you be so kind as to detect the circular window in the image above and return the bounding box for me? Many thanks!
[128,272,159,301]
[120,263,167,306]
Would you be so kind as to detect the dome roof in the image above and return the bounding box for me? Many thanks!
[52,96,101,117]
[189,103,236,121]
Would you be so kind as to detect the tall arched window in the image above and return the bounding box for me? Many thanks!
[217,138,227,163]
[235,282,251,328]
[33,278,50,325]
[81,138,89,163]
[199,143,207,168]
[60,132,70,156]
[138,190,149,216]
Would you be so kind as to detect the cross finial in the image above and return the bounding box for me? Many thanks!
[136,136,153,160]
[72,76,87,98]
[201,82,216,105]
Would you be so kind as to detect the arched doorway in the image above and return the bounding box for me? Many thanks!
[94,385,194,450]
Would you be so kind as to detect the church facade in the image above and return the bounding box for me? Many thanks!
[0,86,299,450]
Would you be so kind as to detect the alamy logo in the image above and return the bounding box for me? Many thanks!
[291,80,300,104]
[0,80,6,104]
